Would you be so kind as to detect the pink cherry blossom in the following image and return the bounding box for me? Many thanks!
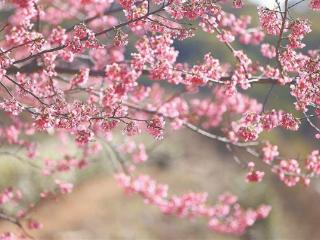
[0,0,319,237]
[310,0,320,10]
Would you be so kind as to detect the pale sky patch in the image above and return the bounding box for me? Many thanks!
[249,0,286,8]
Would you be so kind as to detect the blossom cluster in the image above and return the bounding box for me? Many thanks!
[115,173,271,236]
[229,110,300,142]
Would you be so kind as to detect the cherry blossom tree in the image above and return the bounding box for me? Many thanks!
[0,0,319,238]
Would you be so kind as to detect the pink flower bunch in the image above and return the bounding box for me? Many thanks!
[55,180,74,194]
[0,187,22,205]
[231,110,300,142]
[191,86,261,129]
[290,56,320,110]
[70,68,90,87]
[245,162,265,183]
[258,7,281,35]
[115,173,271,236]
[288,19,311,49]
[0,232,17,240]
[233,0,244,8]
[146,116,165,140]
[261,44,276,59]
[209,194,271,235]
[11,0,32,8]
[310,0,320,10]
[305,150,320,176]
[0,99,23,116]
[272,159,301,187]
[132,34,179,81]
[262,142,279,165]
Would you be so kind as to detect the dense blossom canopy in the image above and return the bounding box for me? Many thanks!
[0,0,319,238]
